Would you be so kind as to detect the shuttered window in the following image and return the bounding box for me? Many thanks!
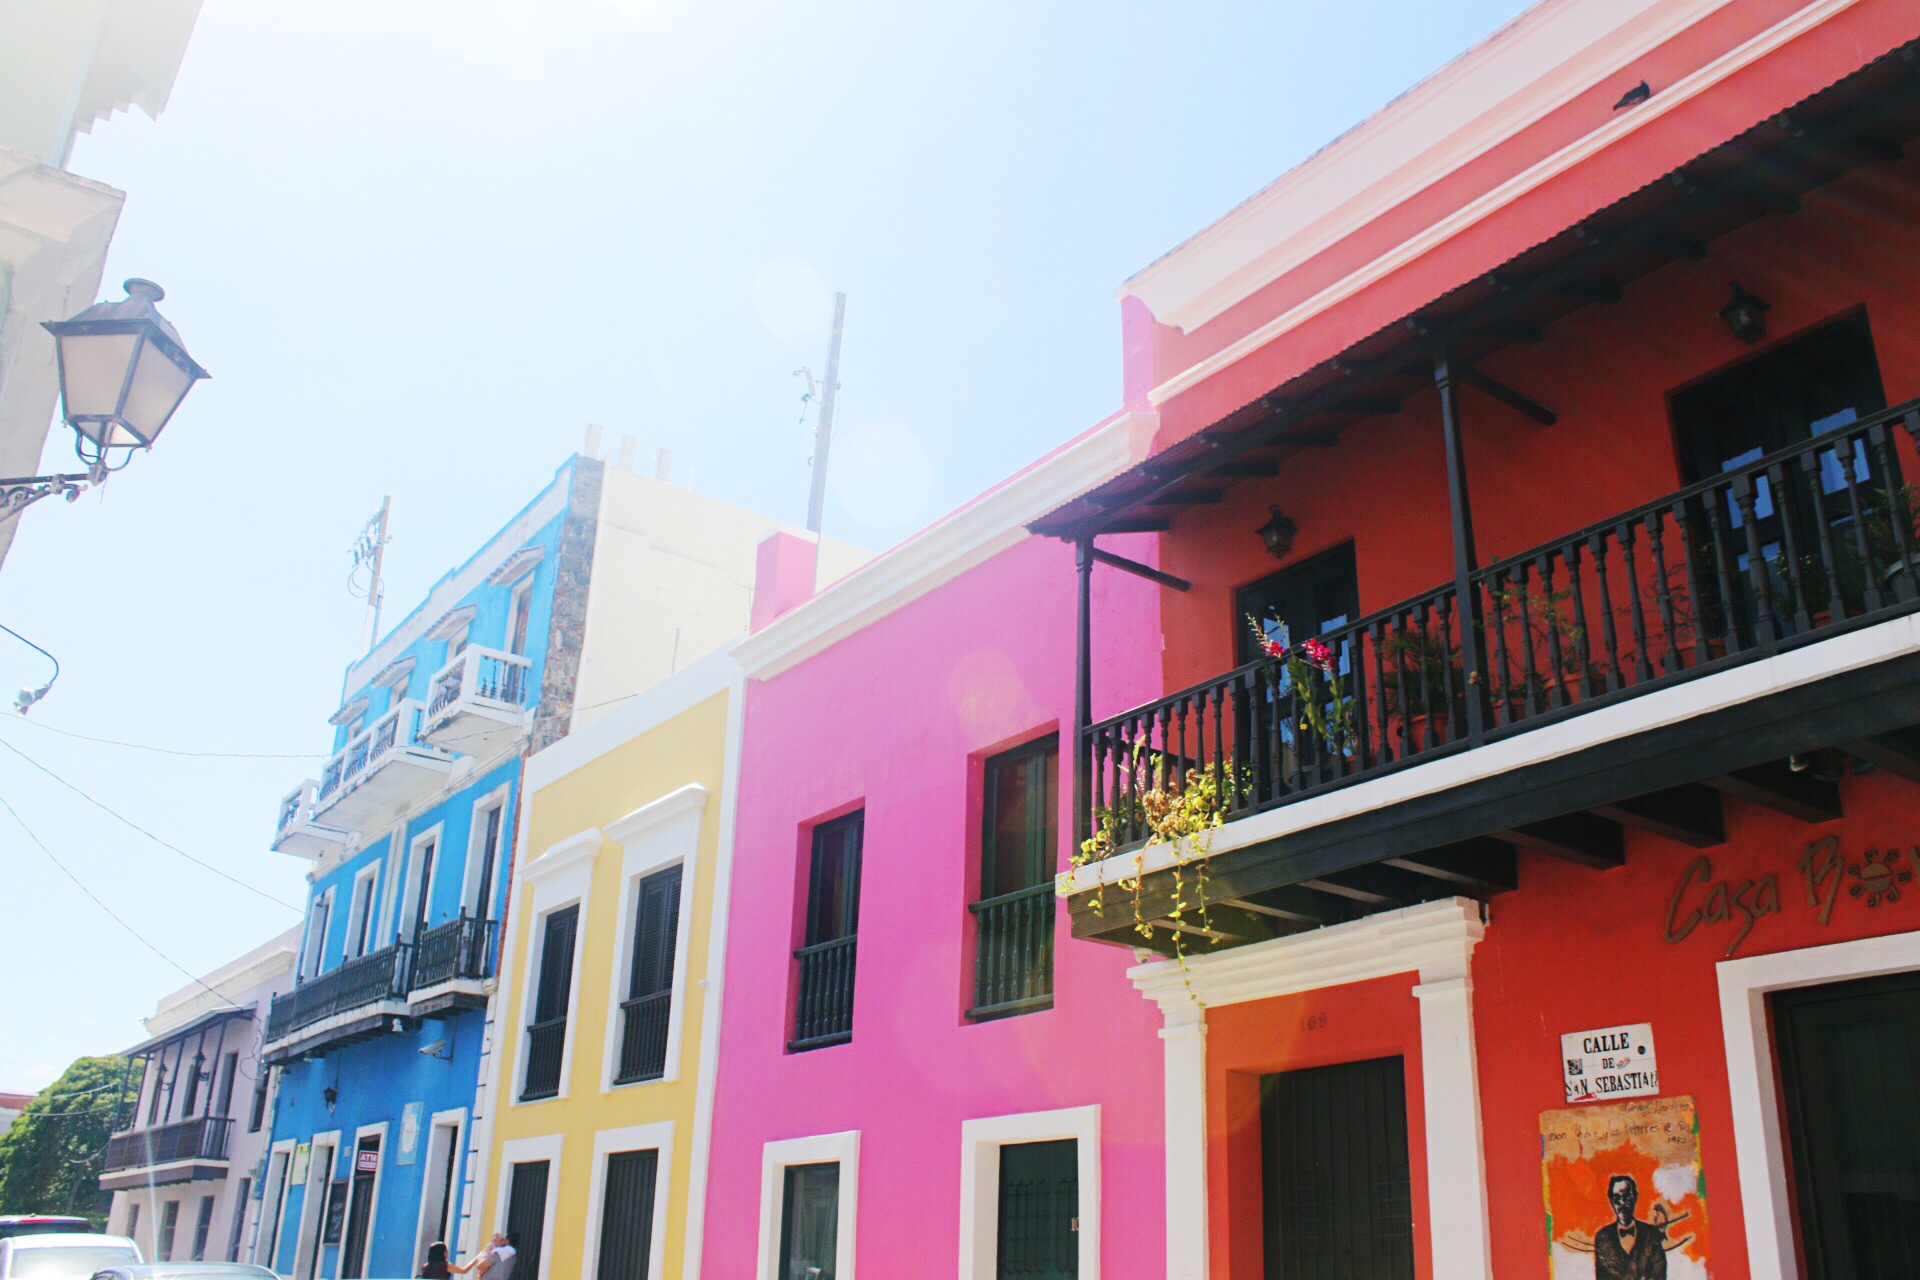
[521,906,578,1101]
[616,867,682,1084]
[791,814,863,1051]
[158,1200,179,1260]
[505,1161,550,1280]
[595,1149,660,1280]
[1261,1056,1414,1280]
[971,738,1058,1019]
[996,1139,1077,1279]
[778,1162,840,1280]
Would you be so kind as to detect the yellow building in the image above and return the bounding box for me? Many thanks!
[469,648,741,1280]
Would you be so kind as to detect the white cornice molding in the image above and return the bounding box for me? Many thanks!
[1130,897,1485,1017]
[734,411,1157,680]
[487,545,545,586]
[1141,0,1867,408]
[522,826,604,883]
[602,782,709,847]
[537,648,738,789]
[423,603,478,642]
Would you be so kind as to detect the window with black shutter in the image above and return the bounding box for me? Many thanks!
[790,813,862,1051]
[157,1200,179,1260]
[970,737,1058,1020]
[1261,1056,1414,1280]
[226,1178,251,1262]
[594,1149,659,1280]
[616,866,682,1084]
[505,1161,549,1280]
[996,1139,1077,1280]
[777,1162,840,1280]
[249,1079,269,1133]
[521,906,578,1101]
[190,1194,215,1261]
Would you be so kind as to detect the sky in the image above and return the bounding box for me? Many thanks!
[0,0,1535,1087]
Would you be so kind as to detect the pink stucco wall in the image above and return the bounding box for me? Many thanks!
[702,528,1168,1275]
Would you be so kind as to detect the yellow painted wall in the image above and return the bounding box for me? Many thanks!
[484,686,730,1280]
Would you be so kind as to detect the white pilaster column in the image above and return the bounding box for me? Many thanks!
[1159,1005,1208,1280]
[1412,974,1494,1280]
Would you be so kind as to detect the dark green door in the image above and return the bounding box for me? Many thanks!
[1775,970,1920,1280]
[1261,1056,1414,1280]
[997,1139,1077,1279]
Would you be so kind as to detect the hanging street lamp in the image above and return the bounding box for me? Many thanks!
[0,279,209,517]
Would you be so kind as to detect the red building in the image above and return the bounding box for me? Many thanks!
[1037,2,1920,1278]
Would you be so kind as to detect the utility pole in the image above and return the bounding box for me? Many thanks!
[805,292,846,534]
[355,496,391,654]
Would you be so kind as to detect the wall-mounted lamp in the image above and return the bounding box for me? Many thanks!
[1257,506,1298,561]
[322,1086,337,1111]
[1719,281,1770,344]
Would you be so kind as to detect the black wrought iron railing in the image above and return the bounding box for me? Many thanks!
[520,1017,567,1101]
[789,935,857,1051]
[265,944,411,1043]
[104,1116,233,1173]
[1080,402,1920,852]
[969,884,1055,1018]
[613,991,673,1084]
[409,915,496,991]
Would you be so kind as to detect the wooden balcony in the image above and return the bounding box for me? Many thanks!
[1064,403,1920,952]
[311,700,454,832]
[421,646,533,759]
[408,914,496,1018]
[263,944,412,1063]
[100,1116,232,1189]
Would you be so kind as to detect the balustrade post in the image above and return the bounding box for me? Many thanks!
[1433,352,1489,744]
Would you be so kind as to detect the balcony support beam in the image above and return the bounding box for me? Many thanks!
[1074,538,1094,848]
[1089,547,1191,593]
[1457,365,1556,427]
[1434,351,1490,745]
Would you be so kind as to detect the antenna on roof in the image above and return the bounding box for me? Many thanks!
[349,497,392,653]
[800,292,846,534]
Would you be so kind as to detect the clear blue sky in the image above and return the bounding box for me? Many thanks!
[0,0,1532,1087]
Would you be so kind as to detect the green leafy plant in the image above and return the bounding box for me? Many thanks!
[1244,616,1355,752]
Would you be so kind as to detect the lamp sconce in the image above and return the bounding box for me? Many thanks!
[322,1086,337,1112]
[1257,507,1298,561]
[1719,281,1770,344]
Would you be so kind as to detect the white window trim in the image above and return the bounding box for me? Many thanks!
[1130,897,1490,1280]
[493,1134,563,1280]
[511,828,602,1106]
[580,1121,675,1280]
[346,864,381,959]
[959,1105,1100,1280]
[507,576,536,657]
[345,1122,390,1279]
[599,785,707,1093]
[462,785,515,918]
[301,890,334,979]
[407,1108,468,1274]
[1718,928,1920,1280]
[756,1130,859,1280]
[254,1139,297,1267]
[400,824,446,942]
[377,828,407,949]
[291,1129,341,1280]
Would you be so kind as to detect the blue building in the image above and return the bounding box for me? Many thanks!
[255,444,833,1280]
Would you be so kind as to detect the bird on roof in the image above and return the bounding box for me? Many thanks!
[1614,81,1652,111]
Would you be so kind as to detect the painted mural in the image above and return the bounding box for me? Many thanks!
[1541,1096,1710,1280]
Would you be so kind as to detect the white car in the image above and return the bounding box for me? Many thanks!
[0,1235,141,1280]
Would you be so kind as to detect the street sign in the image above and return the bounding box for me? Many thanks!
[1560,1022,1659,1104]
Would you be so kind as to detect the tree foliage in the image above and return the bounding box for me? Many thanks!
[0,1056,135,1224]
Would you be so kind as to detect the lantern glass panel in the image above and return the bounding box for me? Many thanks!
[120,337,196,444]
[56,331,139,435]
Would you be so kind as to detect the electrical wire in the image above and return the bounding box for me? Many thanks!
[0,734,302,912]
[0,788,244,1011]
[5,715,323,759]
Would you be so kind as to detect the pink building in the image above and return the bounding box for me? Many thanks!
[700,407,1168,1279]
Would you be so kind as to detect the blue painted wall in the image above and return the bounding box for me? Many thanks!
[268,461,578,1279]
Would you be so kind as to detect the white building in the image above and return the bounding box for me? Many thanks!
[102,929,297,1266]
[0,0,203,568]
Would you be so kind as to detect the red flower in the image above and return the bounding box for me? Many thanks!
[1261,638,1286,660]
[1302,637,1334,670]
